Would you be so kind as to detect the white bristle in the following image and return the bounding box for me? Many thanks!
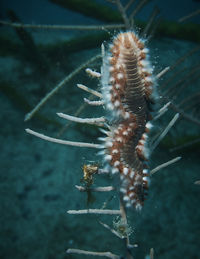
[112,149,119,154]
[143,169,148,175]
[107,103,114,110]
[135,203,142,211]
[99,128,109,135]
[115,84,121,89]
[146,121,153,129]
[122,131,128,136]
[130,171,135,179]
[120,187,126,193]
[143,48,149,54]
[105,141,113,147]
[98,137,106,142]
[123,195,130,202]
[112,168,119,174]
[114,100,120,107]
[117,73,124,80]
[97,150,105,156]
[123,167,129,175]
[109,77,115,83]
[116,137,122,142]
[124,112,130,119]
[145,76,152,82]
[125,202,131,208]
[143,176,149,182]
[114,161,120,167]
[104,155,112,161]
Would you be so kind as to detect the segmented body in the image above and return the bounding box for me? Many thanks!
[100,31,155,210]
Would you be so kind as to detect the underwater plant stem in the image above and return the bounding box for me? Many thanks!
[57,113,105,125]
[151,113,179,151]
[129,0,149,21]
[84,98,104,106]
[25,129,100,148]
[150,156,182,175]
[99,221,123,239]
[66,248,120,259]
[24,54,101,121]
[153,102,171,120]
[115,0,130,29]
[67,209,121,215]
[0,20,124,30]
[156,66,170,79]
[142,6,160,37]
[75,185,114,192]
[178,9,200,23]
[77,83,102,98]
[169,138,200,152]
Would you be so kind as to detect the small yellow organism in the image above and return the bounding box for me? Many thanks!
[82,164,99,186]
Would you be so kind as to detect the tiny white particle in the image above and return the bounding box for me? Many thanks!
[131,198,136,204]
[143,147,150,159]
[124,112,130,119]
[145,76,152,82]
[135,174,141,181]
[142,133,148,140]
[105,141,113,147]
[129,192,134,198]
[129,186,134,191]
[114,129,119,134]
[130,171,135,179]
[109,66,114,72]
[143,48,149,54]
[112,149,119,154]
[143,176,149,182]
[146,121,152,129]
[139,140,145,145]
[104,155,112,161]
[116,63,121,70]
[107,103,114,110]
[126,202,131,208]
[97,150,105,156]
[114,161,120,167]
[116,137,123,142]
[120,175,124,180]
[114,100,120,107]
[140,60,149,67]
[136,145,143,151]
[98,137,105,141]
[117,73,124,80]
[112,48,118,53]
[115,84,121,89]
[112,168,119,174]
[120,187,126,193]
[123,167,129,175]
[123,195,130,202]
[135,203,142,211]
[142,68,148,73]
[106,93,112,101]
[122,131,128,136]
[143,169,148,175]
[109,77,115,83]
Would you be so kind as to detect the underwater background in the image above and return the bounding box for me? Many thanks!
[0,0,200,258]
